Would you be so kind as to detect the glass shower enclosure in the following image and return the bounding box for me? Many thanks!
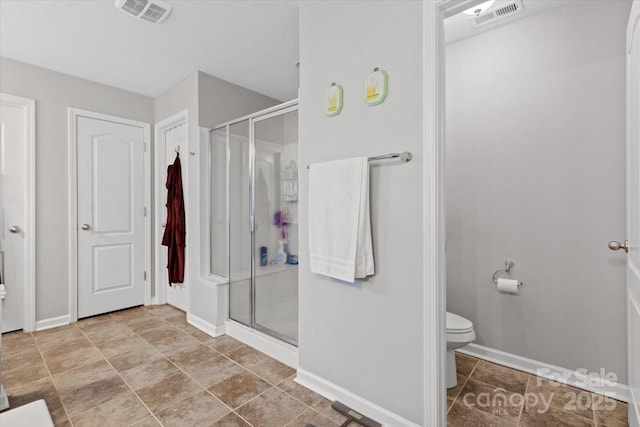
[211,101,299,346]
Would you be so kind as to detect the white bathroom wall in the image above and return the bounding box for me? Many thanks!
[446,0,631,380]
[298,2,425,424]
[0,57,155,324]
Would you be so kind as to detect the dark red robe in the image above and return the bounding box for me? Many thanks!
[161,154,185,284]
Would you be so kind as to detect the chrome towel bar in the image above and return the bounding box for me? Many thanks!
[306,151,412,169]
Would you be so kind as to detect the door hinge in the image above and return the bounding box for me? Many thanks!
[144,207,147,217]
[144,271,147,281]
[143,143,147,152]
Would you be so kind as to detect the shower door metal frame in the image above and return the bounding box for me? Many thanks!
[212,99,299,347]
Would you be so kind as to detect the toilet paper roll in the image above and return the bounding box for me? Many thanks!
[497,278,520,294]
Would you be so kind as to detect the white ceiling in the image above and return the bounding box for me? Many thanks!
[444,0,572,45]
[0,0,300,101]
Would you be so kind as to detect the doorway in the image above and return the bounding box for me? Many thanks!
[0,93,35,333]
[68,109,151,320]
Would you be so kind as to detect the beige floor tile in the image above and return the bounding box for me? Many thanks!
[470,360,530,394]
[94,334,151,358]
[52,359,115,392]
[184,355,244,389]
[286,408,340,427]
[460,378,524,423]
[519,403,594,427]
[130,416,162,426]
[208,370,272,409]
[58,374,130,416]
[135,372,203,412]
[593,396,628,426]
[33,325,83,348]
[110,306,154,324]
[70,390,150,427]
[39,336,93,360]
[153,332,201,355]
[278,377,325,406]
[44,346,104,375]
[122,357,180,390]
[2,362,49,389]
[236,387,308,427]
[194,411,251,427]
[84,323,138,346]
[526,377,593,420]
[4,377,69,425]
[146,304,183,318]
[164,313,191,329]
[127,317,171,334]
[155,389,230,426]
[447,400,514,426]
[107,343,163,372]
[311,398,349,425]
[166,343,219,369]
[137,325,185,343]
[227,345,295,384]
[447,374,468,404]
[2,346,43,372]
[208,335,244,354]
[1,334,38,356]
[455,352,479,377]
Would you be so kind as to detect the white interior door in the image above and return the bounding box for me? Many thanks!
[161,122,187,311]
[626,2,640,425]
[0,100,27,332]
[76,114,146,318]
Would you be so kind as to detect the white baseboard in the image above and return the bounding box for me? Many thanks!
[187,313,225,338]
[295,369,421,427]
[458,343,629,403]
[35,315,70,331]
[224,320,298,369]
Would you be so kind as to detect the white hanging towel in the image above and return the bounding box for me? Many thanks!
[308,157,374,282]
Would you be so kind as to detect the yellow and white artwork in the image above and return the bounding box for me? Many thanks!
[324,83,343,116]
[365,68,388,106]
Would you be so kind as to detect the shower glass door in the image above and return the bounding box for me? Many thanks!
[227,120,252,327]
[252,108,299,345]
[213,101,298,346]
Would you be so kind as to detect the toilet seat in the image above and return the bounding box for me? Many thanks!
[446,312,473,334]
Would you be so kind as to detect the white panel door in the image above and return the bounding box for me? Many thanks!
[161,123,187,311]
[627,2,640,425]
[77,116,145,318]
[0,102,26,332]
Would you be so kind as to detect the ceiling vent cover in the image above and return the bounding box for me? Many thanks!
[115,0,172,24]
[469,0,523,29]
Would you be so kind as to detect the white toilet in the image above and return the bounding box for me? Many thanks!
[446,312,476,388]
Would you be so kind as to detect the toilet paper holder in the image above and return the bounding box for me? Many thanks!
[492,260,523,287]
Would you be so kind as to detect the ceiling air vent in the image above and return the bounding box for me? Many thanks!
[115,0,172,24]
[469,0,523,29]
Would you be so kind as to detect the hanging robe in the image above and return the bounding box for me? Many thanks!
[161,153,186,284]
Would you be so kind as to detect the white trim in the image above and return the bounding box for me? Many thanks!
[423,2,487,425]
[224,319,298,368]
[0,93,36,332]
[459,343,630,402]
[35,315,70,331]
[67,108,152,322]
[154,109,188,306]
[295,369,421,427]
[186,313,224,337]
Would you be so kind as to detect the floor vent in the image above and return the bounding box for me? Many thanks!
[469,0,523,29]
[115,0,172,24]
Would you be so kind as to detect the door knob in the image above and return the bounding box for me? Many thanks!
[81,224,91,231]
[9,225,21,233]
[608,240,629,253]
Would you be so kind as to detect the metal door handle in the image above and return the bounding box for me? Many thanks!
[9,226,21,233]
[81,224,91,231]
[608,240,629,253]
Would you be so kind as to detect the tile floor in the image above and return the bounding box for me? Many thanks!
[447,352,629,426]
[1,305,629,426]
[0,305,355,427]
